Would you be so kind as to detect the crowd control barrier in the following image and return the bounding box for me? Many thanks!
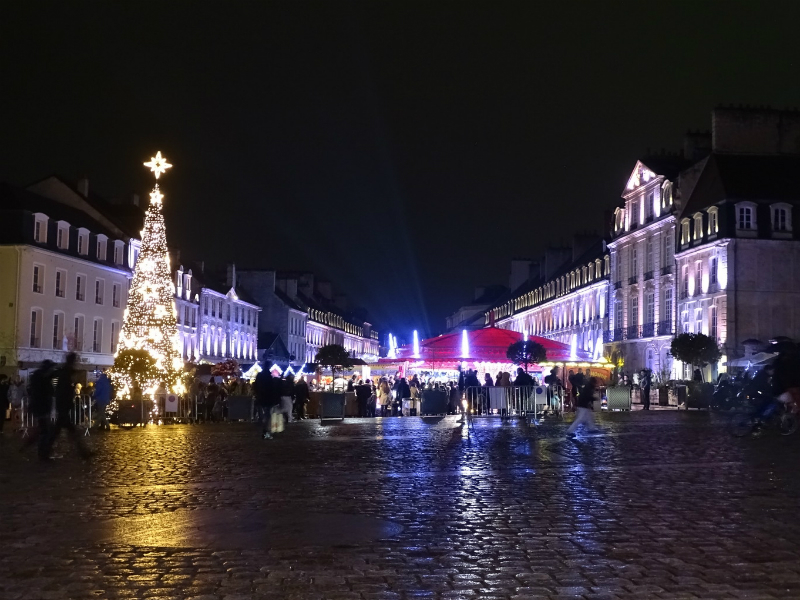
[464,385,560,420]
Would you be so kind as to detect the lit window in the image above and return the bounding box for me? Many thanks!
[694,214,703,240]
[681,219,690,245]
[710,257,718,285]
[708,208,719,235]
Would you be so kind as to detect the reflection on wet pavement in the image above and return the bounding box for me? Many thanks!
[1,412,800,599]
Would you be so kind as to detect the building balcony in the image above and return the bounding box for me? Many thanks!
[657,320,673,336]
[644,270,654,281]
[641,322,654,338]
[628,276,638,285]
[614,281,622,290]
[661,265,672,276]
[626,325,640,340]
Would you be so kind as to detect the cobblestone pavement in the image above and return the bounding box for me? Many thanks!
[2,411,800,599]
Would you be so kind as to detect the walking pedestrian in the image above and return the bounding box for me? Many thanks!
[21,360,55,458]
[566,376,602,438]
[294,375,310,419]
[93,371,112,430]
[254,363,280,438]
[279,374,295,424]
[41,353,92,460]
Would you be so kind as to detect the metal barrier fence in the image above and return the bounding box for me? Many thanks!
[13,394,93,436]
[464,385,563,419]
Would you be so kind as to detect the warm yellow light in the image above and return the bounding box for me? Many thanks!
[144,151,172,180]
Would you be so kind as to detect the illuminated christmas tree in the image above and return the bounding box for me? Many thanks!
[113,151,183,397]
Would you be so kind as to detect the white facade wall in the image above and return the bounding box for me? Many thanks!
[2,244,130,372]
[196,289,259,364]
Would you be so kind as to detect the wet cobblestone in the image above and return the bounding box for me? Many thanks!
[2,412,800,599]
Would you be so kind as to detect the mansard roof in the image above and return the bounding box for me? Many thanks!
[679,153,800,218]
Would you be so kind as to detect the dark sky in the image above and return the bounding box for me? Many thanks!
[3,1,800,338]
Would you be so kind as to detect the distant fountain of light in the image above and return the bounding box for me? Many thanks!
[387,333,397,359]
[413,330,420,358]
[570,334,578,361]
[461,329,469,358]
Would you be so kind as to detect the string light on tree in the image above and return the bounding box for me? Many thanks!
[112,151,183,399]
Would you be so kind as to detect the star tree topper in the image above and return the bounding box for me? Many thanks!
[143,151,172,180]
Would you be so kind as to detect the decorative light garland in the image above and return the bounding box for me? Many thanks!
[112,151,184,400]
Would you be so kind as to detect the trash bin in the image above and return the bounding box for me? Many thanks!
[675,384,687,407]
[320,392,346,421]
[606,386,632,411]
[658,386,669,406]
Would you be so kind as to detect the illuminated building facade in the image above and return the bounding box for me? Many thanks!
[486,238,611,361]
[607,158,685,377]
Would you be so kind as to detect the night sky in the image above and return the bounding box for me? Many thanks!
[3,1,800,338]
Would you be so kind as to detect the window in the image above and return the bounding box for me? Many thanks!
[111,321,119,353]
[33,265,44,294]
[695,261,702,296]
[55,269,66,298]
[203,297,208,315]
[663,288,673,322]
[30,309,42,347]
[629,296,638,327]
[681,219,690,245]
[710,305,718,341]
[645,237,653,272]
[52,312,64,349]
[708,208,719,236]
[771,204,792,234]
[57,226,69,249]
[695,308,702,335]
[737,205,754,230]
[192,308,197,327]
[95,279,104,305]
[630,199,638,227]
[34,218,47,243]
[74,316,84,351]
[663,230,673,266]
[96,237,107,260]
[113,243,123,265]
[78,232,88,255]
[112,283,121,308]
[93,319,103,353]
[710,257,718,285]
[694,214,703,240]
[645,291,655,324]
[631,246,638,276]
[76,274,86,301]
[682,310,690,333]
[682,265,689,299]
[645,191,654,221]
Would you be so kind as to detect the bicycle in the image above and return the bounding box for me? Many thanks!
[731,396,798,437]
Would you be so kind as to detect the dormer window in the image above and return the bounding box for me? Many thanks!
[56,223,70,249]
[96,235,107,260]
[630,199,639,227]
[771,203,792,236]
[680,219,691,246]
[736,202,757,236]
[34,215,48,243]
[77,229,89,255]
[693,213,703,241]
[708,207,719,237]
[113,241,124,265]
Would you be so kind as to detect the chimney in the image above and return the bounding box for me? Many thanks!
[508,259,532,292]
[286,278,298,299]
[227,263,237,288]
[77,178,89,196]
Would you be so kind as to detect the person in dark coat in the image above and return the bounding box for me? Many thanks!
[41,353,92,460]
[566,376,602,437]
[515,368,534,388]
[394,378,410,416]
[254,363,280,439]
[640,369,652,410]
[0,374,10,437]
[22,360,55,457]
[294,375,310,420]
[355,381,372,417]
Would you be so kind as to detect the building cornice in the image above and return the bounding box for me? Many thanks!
[19,244,131,276]
[608,215,675,248]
